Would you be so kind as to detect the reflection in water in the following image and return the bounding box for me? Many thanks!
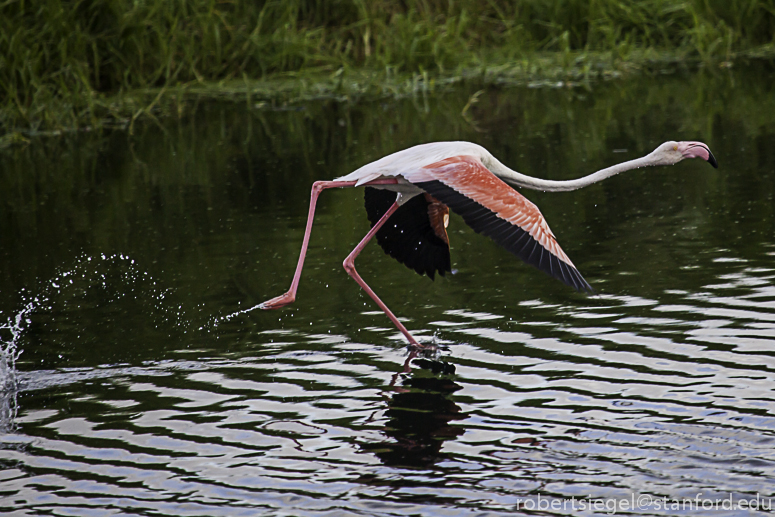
[366,359,465,468]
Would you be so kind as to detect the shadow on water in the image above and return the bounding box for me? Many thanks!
[1,61,775,515]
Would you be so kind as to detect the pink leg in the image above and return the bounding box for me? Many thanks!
[260,178,398,310]
[342,200,425,348]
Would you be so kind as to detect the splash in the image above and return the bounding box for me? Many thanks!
[0,301,31,393]
[210,303,263,328]
[0,301,32,434]
[0,251,186,381]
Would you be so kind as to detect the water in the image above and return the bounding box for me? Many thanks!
[2,62,775,515]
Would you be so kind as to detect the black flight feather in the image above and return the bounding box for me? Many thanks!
[364,187,452,280]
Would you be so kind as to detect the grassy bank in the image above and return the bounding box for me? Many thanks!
[2,0,774,133]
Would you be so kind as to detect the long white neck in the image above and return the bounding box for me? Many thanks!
[485,152,658,192]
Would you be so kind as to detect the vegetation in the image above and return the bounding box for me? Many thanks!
[1,0,774,132]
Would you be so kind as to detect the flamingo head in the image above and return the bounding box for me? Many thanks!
[650,141,718,168]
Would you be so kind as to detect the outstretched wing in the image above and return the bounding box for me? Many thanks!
[364,187,451,280]
[410,155,592,292]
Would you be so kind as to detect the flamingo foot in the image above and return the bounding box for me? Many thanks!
[259,292,296,310]
[408,341,438,353]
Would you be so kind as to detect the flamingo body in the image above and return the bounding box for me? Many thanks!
[336,141,492,191]
[359,153,591,291]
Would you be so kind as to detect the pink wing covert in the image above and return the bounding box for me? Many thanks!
[409,155,592,292]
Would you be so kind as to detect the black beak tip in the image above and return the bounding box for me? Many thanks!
[707,150,719,169]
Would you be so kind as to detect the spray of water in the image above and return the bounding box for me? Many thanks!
[0,252,190,428]
[0,300,34,433]
[0,301,31,393]
[0,247,232,438]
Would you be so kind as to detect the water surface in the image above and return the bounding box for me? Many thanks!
[2,63,775,515]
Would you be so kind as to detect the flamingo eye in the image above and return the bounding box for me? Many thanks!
[673,145,678,151]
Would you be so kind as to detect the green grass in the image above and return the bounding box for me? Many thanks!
[1,0,774,132]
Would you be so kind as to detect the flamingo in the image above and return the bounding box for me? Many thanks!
[260,140,717,348]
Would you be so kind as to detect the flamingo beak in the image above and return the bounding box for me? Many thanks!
[679,141,718,168]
